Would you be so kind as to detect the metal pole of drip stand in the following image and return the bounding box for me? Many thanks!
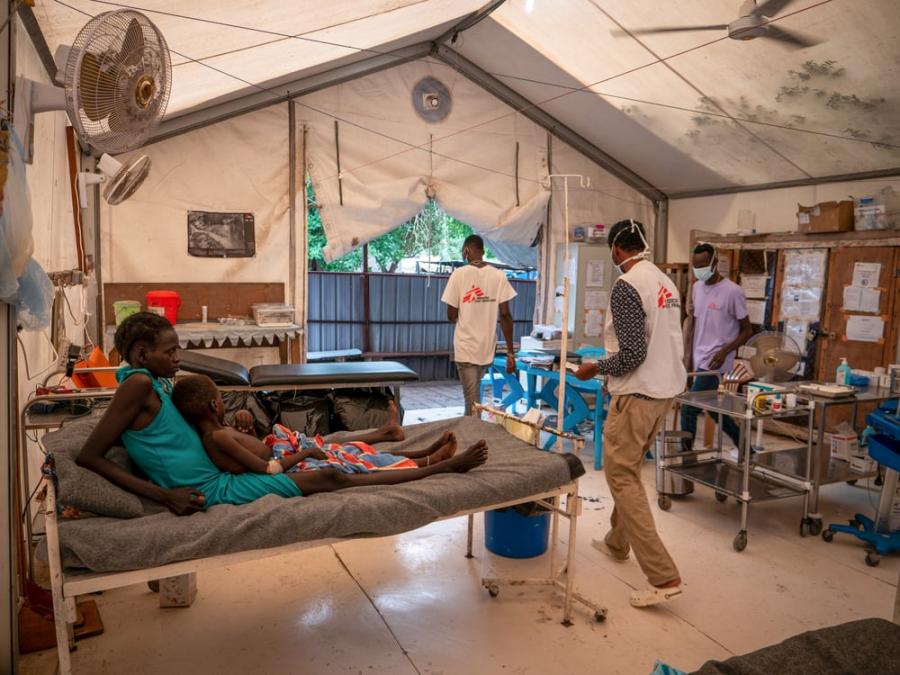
[544,174,589,450]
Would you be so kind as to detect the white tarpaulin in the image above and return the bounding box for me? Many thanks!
[299,60,550,261]
[101,104,294,287]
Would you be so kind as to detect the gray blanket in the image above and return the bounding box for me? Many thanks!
[47,417,583,573]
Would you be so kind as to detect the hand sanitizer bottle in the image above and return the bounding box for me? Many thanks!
[836,357,851,386]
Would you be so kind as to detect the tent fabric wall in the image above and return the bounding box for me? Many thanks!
[101,103,293,288]
[537,137,656,324]
[299,60,550,262]
[16,20,85,499]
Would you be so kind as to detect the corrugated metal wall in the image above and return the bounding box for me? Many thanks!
[307,272,536,381]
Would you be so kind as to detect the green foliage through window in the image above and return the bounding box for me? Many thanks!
[307,180,489,273]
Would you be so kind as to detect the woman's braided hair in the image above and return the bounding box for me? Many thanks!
[114,312,173,363]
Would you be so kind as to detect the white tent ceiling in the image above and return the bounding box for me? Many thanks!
[27,0,900,197]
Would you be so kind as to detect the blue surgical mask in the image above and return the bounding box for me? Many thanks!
[693,265,714,282]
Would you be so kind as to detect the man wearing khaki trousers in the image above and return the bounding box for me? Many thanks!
[575,220,687,607]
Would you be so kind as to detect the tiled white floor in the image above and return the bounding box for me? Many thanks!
[21,428,899,674]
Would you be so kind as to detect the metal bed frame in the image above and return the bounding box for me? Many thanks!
[33,401,606,674]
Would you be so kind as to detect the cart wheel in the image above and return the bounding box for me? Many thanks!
[845,479,858,486]
[657,494,672,511]
[487,584,500,598]
[822,529,834,543]
[733,531,748,552]
[799,519,809,537]
[808,518,822,536]
[865,551,880,568]
[715,492,728,503]
[594,610,607,623]
[147,580,159,593]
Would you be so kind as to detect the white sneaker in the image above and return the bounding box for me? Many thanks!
[591,538,629,563]
[630,585,683,607]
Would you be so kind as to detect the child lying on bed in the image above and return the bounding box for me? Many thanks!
[76,312,488,516]
[170,374,460,475]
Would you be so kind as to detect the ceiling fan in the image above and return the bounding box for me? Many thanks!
[613,0,821,49]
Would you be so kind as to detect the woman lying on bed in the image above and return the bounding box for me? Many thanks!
[76,313,488,516]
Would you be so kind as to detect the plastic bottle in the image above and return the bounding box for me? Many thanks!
[836,357,851,385]
[772,394,783,412]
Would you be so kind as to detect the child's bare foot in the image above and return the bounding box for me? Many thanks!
[424,431,454,455]
[444,441,488,473]
[377,401,404,442]
[426,437,458,464]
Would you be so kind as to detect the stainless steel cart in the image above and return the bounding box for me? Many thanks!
[658,388,815,552]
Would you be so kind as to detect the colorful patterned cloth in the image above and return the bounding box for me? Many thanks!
[265,424,417,474]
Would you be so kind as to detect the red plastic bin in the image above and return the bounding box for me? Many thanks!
[145,290,181,325]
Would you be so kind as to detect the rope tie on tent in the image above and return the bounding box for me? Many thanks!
[333,120,343,206]
[425,133,434,287]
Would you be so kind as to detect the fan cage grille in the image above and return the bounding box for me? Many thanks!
[64,10,171,155]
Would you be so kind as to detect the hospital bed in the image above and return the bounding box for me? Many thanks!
[38,412,606,674]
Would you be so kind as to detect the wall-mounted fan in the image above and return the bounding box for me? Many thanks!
[77,153,151,207]
[412,77,452,123]
[613,0,820,49]
[14,9,171,165]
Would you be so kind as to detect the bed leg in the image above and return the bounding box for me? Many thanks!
[44,478,74,674]
[549,498,559,579]
[159,573,198,608]
[465,514,474,559]
[561,488,580,627]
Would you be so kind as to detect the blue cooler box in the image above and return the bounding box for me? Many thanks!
[484,506,550,558]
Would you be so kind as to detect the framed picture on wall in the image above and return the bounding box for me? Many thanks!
[187,211,256,258]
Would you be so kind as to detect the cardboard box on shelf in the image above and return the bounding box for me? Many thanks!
[830,425,859,461]
[797,200,854,234]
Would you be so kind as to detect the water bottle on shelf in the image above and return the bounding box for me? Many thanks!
[836,357,852,386]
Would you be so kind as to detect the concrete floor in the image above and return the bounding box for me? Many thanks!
[21,404,899,674]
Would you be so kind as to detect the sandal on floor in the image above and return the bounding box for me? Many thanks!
[630,585,683,607]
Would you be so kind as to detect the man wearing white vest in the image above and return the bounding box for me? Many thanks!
[575,219,687,608]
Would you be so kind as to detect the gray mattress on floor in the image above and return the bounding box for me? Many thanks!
[44,417,584,573]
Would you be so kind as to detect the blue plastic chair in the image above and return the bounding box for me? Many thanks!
[481,356,526,413]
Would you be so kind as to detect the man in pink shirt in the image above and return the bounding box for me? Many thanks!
[682,243,753,450]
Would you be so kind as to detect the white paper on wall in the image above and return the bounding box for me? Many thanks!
[746,299,767,325]
[851,262,881,288]
[584,309,604,337]
[584,289,609,310]
[845,315,884,343]
[586,260,606,287]
[740,275,768,299]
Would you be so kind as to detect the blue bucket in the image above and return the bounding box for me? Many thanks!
[484,506,550,559]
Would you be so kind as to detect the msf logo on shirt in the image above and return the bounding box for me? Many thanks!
[462,285,493,304]
[657,283,680,310]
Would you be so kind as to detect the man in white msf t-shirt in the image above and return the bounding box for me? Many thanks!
[441,235,517,416]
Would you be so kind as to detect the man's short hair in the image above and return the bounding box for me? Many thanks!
[607,219,647,253]
[692,242,716,260]
[172,374,219,424]
[463,234,484,251]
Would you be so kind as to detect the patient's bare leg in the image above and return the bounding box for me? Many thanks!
[398,431,454,460]
[290,441,488,495]
[347,401,405,444]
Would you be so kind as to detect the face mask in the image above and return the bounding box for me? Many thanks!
[693,265,714,282]
[611,219,650,275]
